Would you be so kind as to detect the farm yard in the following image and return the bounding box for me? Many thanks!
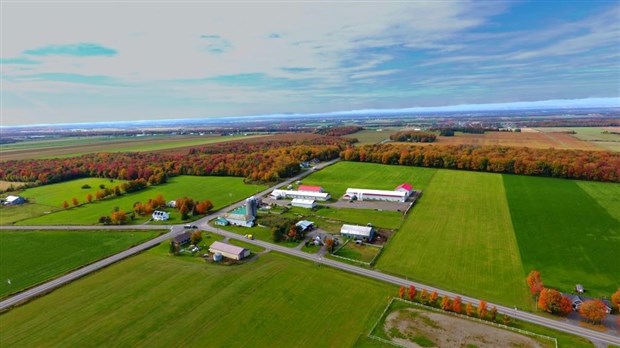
[302,162,619,308]
[8,176,266,225]
[0,134,263,161]
[0,245,393,347]
[0,230,160,298]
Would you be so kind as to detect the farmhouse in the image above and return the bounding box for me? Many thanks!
[152,210,170,221]
[3,195,25,205]
[224,197,258,228]
[297,185,324,192]
[564,294,613,313]
[296,220,315,233]
[340,224,376,242]
[209,241,250,260]
[270,189,330,201]
[291,198,316,209]
[344,183,413,203]
[173,231,191,245]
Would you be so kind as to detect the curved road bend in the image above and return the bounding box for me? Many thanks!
[0,159,340,309]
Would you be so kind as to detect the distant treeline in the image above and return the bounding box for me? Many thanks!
[315,125,364,137]
[519,119,620,128]
[340,144,620,182]
[389,131,436,143]
[0,136,354,186]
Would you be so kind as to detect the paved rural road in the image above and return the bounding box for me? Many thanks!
[2,157,619,346]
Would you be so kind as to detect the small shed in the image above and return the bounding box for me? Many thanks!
[209,241,250,260]
[575,284,584,293]
[296,220,315,232]
[215,217,230,226]
[4,195,25,205]
[340,224,376,242]
[291,198,316,209]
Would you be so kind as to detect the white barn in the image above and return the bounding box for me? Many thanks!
[340,224,376,242]
[344,188,408,202]
[291,198,316,209]
[4,195,25,205]
[209,241,250,260]
[270,189,330,201]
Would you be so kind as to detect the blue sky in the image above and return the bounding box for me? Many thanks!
[1,1,619,125]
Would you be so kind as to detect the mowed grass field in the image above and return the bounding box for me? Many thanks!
[0,230,160,298]
[346,129,396,145]
[0,245,393,347]
[504,175,620,298]
[303,161,438,198]
[13,176,266,225]
[378,170,530,308]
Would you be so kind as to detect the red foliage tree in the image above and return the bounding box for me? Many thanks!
[429,291,438,306]
[579,300,608,324]
[560,296,573,315]
[408,285,416,301]
[62,200,69,209]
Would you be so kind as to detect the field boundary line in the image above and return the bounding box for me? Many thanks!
[368,297,558,348]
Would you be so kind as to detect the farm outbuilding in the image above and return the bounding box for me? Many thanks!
[173,231,191,245]
[340,224,376,242]
[209,241,250,260]
[214,217,230,226]
[295,220,315,232]
[291,199,316,209]
[4,195,25,205]
[270,189,330,201]
[344,183,413,203]
[224,205,255,227]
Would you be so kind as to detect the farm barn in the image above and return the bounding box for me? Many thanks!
[344,183,413,202]
[209,241,250,260]
[291,199,316,209]
[152,210,170,221]
[3,195,25,205]
[340,224,376,242]
[270,189,330,201]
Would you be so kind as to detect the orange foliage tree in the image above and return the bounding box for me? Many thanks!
[611,289,620,313]
[441,296,451,311]
[72,197,79,206]
[86,193,93,203]
[526,270,543,297]
[466,303,474,317]
[452,296,462,313]
[110,210,128,225]
[429,291,438,306]
[399,286,406,299]
[62,200,69,209]
[579,300,608,324]
[478,300,488,319]
[538,288,570,314]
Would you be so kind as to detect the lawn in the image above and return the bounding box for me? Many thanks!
[302,161,437,199]
[0,245,393,347]
[15,176,266,225]
[0,203,53,225]
[503,175,620,297]
[213,222,300,248]
[334,241,381,263]
[20,177,126,207]
[377,170,530,308]
[0,230,160,298]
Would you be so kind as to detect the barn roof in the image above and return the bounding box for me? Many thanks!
[340,224,374,237]
[209,241,247,255]
[396,183,413,191]
[297,185,323,192]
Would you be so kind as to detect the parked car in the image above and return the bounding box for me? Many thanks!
[184,224,198,229]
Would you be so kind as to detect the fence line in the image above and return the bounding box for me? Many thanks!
[367,297,558,348]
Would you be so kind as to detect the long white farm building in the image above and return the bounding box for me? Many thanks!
[343,183,413,203]
[270,189,330,201]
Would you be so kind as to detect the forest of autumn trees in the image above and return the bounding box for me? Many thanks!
[389,130,437,143]
[340,144,620,182]
[0,136,353,186]
[314,125,363,137]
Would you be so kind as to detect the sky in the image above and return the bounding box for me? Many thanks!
[1,1,619,126]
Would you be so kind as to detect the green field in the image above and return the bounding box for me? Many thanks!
[303,161,437,198]
[13,176,266,225]
[378,170,530,308]
[504,175,620,297]
[334,242,381,263]
[346,129,396,145]
[0,230,159,298]
[0,245,393,347]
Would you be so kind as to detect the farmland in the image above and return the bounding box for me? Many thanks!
[0,230,159,298]
[418,131,604,151]
[0,245,393,347]
[535,127,620,152]
[346,129,395,145]
[504,175,620,297]
[0,134,263,161]
[302,161,437,198]
[10,176,266,225]
[377,170,530,308]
